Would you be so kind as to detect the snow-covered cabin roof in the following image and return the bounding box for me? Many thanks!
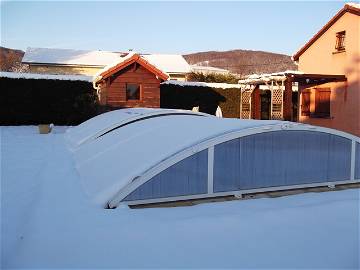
[22,48,191,74]
[93,53,170,85]
[22,48,122,66]
[0,71,93,82]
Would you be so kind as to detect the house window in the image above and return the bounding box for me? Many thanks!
[335,31,345,52]
[314,88,331,118]
[126,83,141,100]
[301,90,311,116]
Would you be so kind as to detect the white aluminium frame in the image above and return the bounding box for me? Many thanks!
[108,122,360,208]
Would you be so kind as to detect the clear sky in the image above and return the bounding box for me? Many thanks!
[0,1,349,56]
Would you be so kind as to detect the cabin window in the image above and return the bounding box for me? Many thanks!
[301,90,311,116]
[314,88,330,118]
[335,31,345,52]
[126,83,141,100]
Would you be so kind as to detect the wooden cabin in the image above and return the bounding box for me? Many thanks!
[93,53,169,108]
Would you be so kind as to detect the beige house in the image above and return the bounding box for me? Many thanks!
[22,48,191,81]
[293,2,360,136]
[191,64,230,75]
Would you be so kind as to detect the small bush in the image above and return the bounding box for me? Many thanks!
[187,72,239,84]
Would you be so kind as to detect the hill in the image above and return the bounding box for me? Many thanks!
[0,46,25,72]
[183,49,297,76]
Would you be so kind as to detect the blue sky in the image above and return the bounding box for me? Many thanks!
[1,1,348,55]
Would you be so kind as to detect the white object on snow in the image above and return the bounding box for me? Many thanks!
[215,106,223,118]
[192,106,200,112]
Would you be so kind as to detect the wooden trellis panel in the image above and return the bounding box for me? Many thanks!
[240,91,252,119]
[271,88,283,120]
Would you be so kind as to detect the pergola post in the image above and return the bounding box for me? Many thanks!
[252,85,261,119]
[283,76,293,121]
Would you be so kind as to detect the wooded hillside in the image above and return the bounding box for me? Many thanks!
[184,49,297,76]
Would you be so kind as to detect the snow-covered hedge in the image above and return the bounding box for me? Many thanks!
[160,82,241,118]
[0,74,99,125]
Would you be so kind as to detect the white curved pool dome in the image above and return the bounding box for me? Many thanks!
[67,108,360,208]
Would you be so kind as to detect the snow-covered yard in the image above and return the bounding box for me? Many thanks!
[1,126,359,269]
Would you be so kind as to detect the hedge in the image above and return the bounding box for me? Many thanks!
[160,84,241,118]
[0,77,99,125]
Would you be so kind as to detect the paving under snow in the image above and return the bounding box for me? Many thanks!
[1,126,359,269]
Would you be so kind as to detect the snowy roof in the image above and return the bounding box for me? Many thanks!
[93,53,170,85]
[0,71,93,82]
[346,2,360,10]
[22,48,191,74]
[162,80,243,89]
[238,70,304,85]
[69,109,283,205]
[191,65,230,74]
[142,54,191,74]
[22,48,122,66]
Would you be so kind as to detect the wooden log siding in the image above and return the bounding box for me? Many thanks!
[105,64,161,108]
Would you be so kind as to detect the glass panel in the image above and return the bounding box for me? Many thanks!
[213,131,352,193]
[123,149,208,201]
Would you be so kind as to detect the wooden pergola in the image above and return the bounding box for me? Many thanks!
[283,73,347,120]
[239,72,347,121]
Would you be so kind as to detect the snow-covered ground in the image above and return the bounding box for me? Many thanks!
[1,126,359,269]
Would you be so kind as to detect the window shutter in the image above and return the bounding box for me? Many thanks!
[315,88,330,117]
[301,90,311,116]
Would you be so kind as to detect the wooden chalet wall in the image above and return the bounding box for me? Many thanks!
[104,63,161,108]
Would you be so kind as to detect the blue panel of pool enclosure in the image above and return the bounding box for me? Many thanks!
[213,131,352,192]
[123,149,208,201]
[356,142,360,179]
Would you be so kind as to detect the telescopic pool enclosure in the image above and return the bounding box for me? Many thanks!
[66,108,360,208]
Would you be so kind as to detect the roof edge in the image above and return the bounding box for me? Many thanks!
[94,53,169,84]
[293,4,360,61]
[21,62,106,68]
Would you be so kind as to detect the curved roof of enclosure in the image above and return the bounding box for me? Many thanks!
[71,112,286,206]
[68,109,360,207]
[65,108,210,150]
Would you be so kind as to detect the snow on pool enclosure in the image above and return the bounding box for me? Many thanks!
[66,108,360,207]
